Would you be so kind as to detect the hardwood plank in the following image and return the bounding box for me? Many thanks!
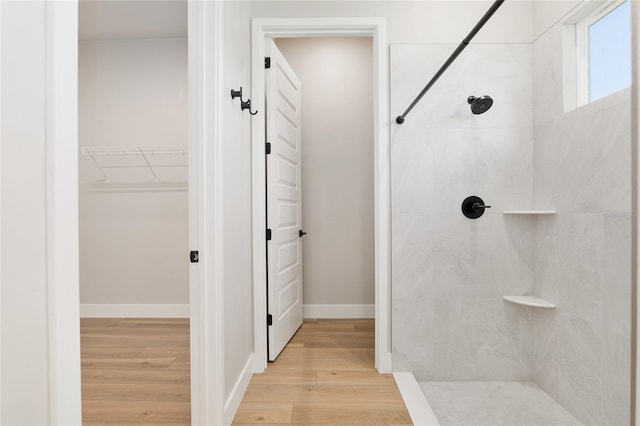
[82,367,190,384]
[82,357,177,369]
[267,357,373,371]
[135,349,189,358]
[251,369,317,385]
[291,402,412,425]
[83,400,190,423]
[82,383,190,402]
[81,318,124,327]
[316,370,396,385]
[232,402,293,424]
[291,329,372,338]
[243,384,405,404]
[167,360,191,370]
[119,318,189,325]
[232,424,291,426]
[294,322,355,332]
[354,323,376,332]
[81,336,189,348]
[303,336,375,349]
[84,423,189,426]
[81,347,146,358]
[277,347,370,360]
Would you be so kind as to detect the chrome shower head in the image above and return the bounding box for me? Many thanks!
[467,95,493,115]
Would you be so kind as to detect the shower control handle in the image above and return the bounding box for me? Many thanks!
[472,202,491,211]
[462,196,490,219]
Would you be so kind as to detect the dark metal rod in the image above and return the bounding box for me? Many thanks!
[395,0,505,124]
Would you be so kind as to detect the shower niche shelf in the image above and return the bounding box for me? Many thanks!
[503,210,556,215]
[503,295,556,309]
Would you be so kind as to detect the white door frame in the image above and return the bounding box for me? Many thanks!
[250,18,391,374]
[188,1,225,424]
[632,1,639,423]
[45,1,82,423]
[44,0,225,424]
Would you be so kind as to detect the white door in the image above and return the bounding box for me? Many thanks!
[266,39,304,361]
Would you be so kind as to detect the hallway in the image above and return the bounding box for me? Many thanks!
[233,319,411,425]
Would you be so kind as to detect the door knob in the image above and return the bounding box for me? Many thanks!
[299,230,307,238]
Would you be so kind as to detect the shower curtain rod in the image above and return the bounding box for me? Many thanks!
[395,0,505,124]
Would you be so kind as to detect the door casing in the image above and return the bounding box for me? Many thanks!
[44,1,222,424]
[250,18,391,374]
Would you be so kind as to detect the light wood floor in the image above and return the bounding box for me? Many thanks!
[232,319,412,425]
[81,318,191,425]
[81,318,411,425]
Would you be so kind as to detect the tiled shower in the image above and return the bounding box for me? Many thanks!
[390,4,631,425]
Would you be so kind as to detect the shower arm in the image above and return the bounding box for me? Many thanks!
[395,0,505,125]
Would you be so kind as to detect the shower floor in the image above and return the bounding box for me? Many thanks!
[419,381,583,426]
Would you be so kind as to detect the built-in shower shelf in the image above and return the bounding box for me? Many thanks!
[503,296,556,308]
[503,210,556,215]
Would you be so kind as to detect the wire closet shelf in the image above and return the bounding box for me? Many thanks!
[81,146,188,188]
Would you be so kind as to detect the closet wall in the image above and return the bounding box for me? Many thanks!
[79,38,189,314]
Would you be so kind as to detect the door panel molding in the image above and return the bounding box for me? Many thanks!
[266,40,304,360]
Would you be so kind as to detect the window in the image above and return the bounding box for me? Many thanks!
[576,0,631,104]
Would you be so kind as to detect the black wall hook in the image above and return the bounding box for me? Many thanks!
[231,87,246,101]
[241,99,258,116]
[231,87,258,115]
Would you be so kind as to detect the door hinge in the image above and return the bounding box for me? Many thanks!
[267,314,273,326]
[266,142,271,155]
[266,229,272,241]
[190,250,199,263]
[265,57,271,69]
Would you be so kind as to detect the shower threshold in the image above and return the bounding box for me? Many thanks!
[419,381,583,426]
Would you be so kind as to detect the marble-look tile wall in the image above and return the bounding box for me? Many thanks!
[391,44,535,381]
[531,23,631,426]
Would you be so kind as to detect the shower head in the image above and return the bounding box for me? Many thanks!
[467,95,493,115]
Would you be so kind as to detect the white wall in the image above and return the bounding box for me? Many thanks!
[78,38,189,311]
[79,0,187,41]
[275,37,375,310]
[222,0,255,415]
[532,1,583,40]
[0,2,50,422]
[1,1,81,423]
[252,1,533,44]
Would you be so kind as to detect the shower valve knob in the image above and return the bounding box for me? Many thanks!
[462,196,490,219]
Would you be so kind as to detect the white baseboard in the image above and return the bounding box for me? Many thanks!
[224,354,254,425]
[80,304,190,318]
[393,372,440,426]
[303,304,374,318]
